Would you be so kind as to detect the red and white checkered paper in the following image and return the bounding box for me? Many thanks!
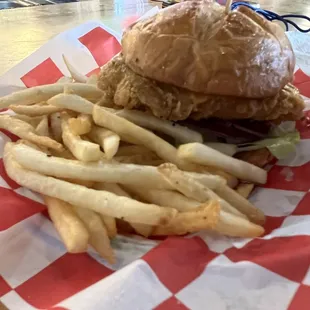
[1,11,310,309]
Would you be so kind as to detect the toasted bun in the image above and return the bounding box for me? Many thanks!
[121,1,295,98]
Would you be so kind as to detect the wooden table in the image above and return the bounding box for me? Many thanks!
[0,0,309,75]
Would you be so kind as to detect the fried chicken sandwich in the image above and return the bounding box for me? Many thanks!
[97,0,305,167]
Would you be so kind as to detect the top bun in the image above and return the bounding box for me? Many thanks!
[121,0,295,98]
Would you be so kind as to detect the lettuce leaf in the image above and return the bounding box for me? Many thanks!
[237,131,300,159]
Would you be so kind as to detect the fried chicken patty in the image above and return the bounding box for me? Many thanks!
[98,54,305,122]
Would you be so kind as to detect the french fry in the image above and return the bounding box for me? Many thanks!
[50,112,62,142]
[73,206,115,264]
[92,105,201,170]
[50,148,75,160]
[210,170,238,189]
[68,114,92,136]
[86,74,98,85]
[154,163,264,225]
[100,215,117,239]
[48,93,93,114]
[178,143,267,184]
[205,143,238,157]
[110,108,203,144]
[0,83,103,108]
[157,163,247,219]
[63,55,87,83]
[94,182,153,237]
[124,186,200,212]
[152,201,220,236]
[44,196,89,253]
[62,178,94,188]
[88,126,120,160]
[12,143,226,191]
[136,189,264,237]
[56,76,73,84]
[93,105,179,163]
[36,116,50,137]
[61,116,101,162]
[0,115,63,151]
[4,142,177,226]
[10,104,63,116]
[12,115,43,127]
[236,183,255,198]
[93,106,235,180]
[214,184,265,225]
[215,209,264,238]
[17,139,51,155]
[92,183,118,238]
[127,183,263,236]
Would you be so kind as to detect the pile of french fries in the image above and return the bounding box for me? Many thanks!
[0,57,268,264]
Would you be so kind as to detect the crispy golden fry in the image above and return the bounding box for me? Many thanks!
[48,93,93,114]
[211,170,238,189]
[63,55,87,83]
[92,183,118,238]
[94,182,152,237]
[0,115,63,151]
[12,115,44,127]
[49,148,75,160]
[44,196,89,253]
[50,112,62,142]
[100,215,117,239]
[10,104,63,116]
[93,106,235,179]
[214,184,265,225]
[36,116,50,137]
[153,201,220,236]
[61,116,101,162]
[92,105,205,171]
[205,143,238,156]
[56,76,73,84]
[62,178,94,188]
[17,139,51,155]
[12,143,226,191]
[129,223,153,237]
[88,126,120,160]
[93,105,179,163]
[86,75,98,85]
[73,206,115,264]
[129,186,264,237]
[108,108,203,144]
[5,143,177,226]
[178,143,267,184]
[0,83,103,108]
[126,178,263,237]
[124,185,200,212]
[215,209,264,238]
[68,114,92,136]
[93,182,128,197]
[236,183,255,199]
[158,163,247,219]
